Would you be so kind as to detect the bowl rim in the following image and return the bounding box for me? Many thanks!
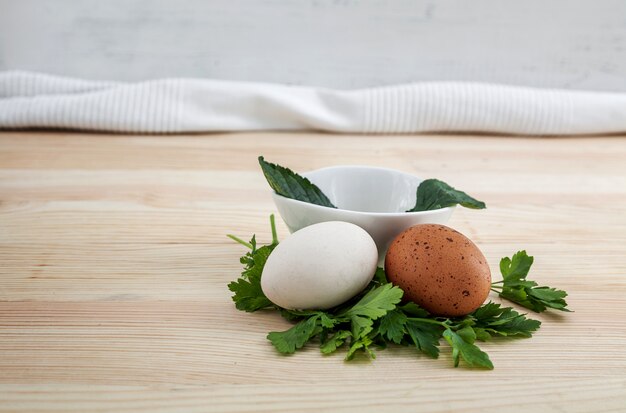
[271,165,455,217]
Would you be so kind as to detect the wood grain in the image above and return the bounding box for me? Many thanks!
[1,131,625,412]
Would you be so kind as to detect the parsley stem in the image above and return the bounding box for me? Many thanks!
[270,214,278,244]
[227,234,254,249]
[491,280,504,285]
[490,288,502,294]
[407,317,447,327]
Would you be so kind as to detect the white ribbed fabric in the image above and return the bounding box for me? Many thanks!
[1,71,626,135]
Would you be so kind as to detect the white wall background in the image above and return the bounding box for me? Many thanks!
[0,0,625,91]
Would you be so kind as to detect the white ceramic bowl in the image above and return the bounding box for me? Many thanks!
[271,166,455,263]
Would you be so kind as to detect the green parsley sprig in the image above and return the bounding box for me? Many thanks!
[227,216,569,369]
[490,250,570,313]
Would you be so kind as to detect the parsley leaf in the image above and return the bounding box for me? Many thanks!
[443,328,494,369]
[227,244,275,312]
[378,310,408,344]
[320,330,351,354]
[339,283,404,319]
[471,302,541,338]
[405,319,442,358]
[227,215,280,312]
[258,156,336,208]
[346,335,376,360]
[398,302,430,317]
[350,315,374,340]
[500,251,534,283]
[267,315,320,354]
[407,179,486,212]
[471,301,504,320]
[470,302,541,337]
[341,284,403,342]
[493,251,570,313]
[319,313,337,328]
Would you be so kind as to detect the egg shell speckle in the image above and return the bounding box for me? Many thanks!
[384,224,491,317]
[261,221,378,310]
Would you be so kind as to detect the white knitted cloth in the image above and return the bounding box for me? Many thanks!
[1,71,625,135]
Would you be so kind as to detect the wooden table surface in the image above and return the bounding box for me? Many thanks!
[1,132,625,412]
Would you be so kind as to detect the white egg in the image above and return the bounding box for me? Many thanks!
[261,221,378,310]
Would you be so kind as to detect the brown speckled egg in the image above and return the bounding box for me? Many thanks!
[385,224,491,317]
